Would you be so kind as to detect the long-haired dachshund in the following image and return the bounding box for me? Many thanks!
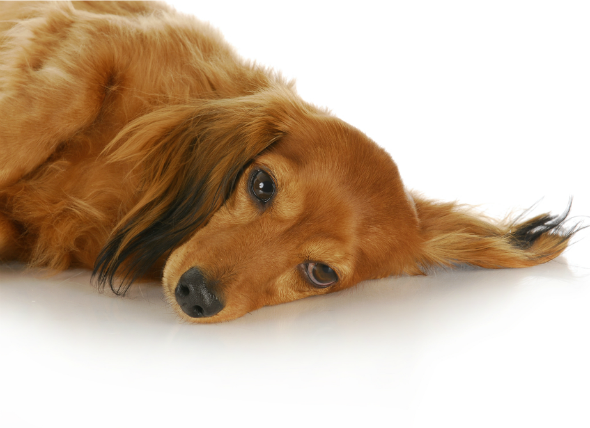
[0,1,581,323]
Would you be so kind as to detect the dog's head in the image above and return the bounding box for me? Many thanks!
[94,87,578,323]
[162,111,423,322]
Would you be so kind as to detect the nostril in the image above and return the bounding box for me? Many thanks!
[193,305,204,317]
[178,284,190,297]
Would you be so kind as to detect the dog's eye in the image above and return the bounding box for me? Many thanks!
[251,170,275,203]
[305,262,338,288]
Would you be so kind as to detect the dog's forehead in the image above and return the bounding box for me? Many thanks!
[265,116,407,201]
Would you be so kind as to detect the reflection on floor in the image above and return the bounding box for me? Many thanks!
[2,245,589,426]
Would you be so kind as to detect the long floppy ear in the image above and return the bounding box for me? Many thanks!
[92,88,309,294]
[412,194,583,272]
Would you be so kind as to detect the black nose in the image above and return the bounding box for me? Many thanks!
[174,267,224,318]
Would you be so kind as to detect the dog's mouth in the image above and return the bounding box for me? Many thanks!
[173,267,224,318]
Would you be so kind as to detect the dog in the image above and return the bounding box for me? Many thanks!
[0,1,580,323]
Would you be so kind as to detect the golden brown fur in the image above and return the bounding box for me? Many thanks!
[0,2,580,323]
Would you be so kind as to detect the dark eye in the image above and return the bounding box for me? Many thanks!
[304,263,339,288]
[250,169,275,203]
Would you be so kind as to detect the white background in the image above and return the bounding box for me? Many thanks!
[1,1,589,426]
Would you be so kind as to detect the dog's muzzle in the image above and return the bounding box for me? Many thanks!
[174,267,224,318]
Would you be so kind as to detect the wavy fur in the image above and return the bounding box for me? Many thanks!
[94,90,312,294]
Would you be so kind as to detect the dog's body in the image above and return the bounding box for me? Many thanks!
[0,2,579,322]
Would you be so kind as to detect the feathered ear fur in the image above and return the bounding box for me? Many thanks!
[93,88,310,294]
[412,195,583,272]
